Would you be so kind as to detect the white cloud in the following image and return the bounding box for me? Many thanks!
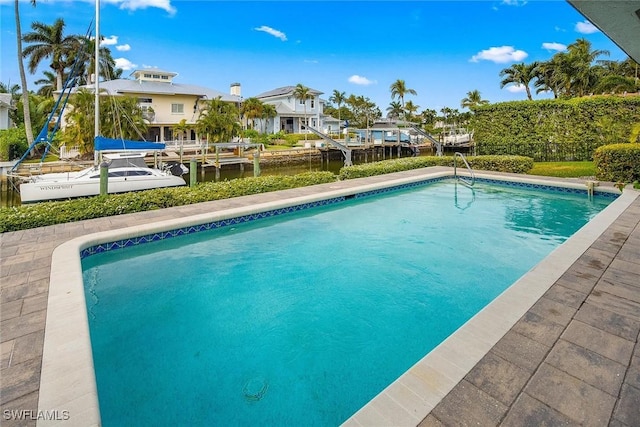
[255,25,287,41]
[348,75,376,85]
[100,35,118,46]
[116,44,131,52]
[115,58,136,71]
[575,20,599,34]
[470,46,528,63]
[506,84,526,93]
[542,42,566,52]
[501,0,528,6]
[104,0,176,15]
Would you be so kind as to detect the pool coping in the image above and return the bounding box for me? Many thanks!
[37,169,636,426]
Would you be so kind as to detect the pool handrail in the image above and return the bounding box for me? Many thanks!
[454,152,475,187]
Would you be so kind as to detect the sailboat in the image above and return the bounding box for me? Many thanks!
[12,0,187,203]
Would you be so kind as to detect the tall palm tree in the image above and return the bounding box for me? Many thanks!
[499,62,540,100]
[389,79,417,115]
[15,0,35,144]
[34,70,56,97]
[293,83,312,140]
[461,90,489,109]
[329,89,346,127]
[74,36,118,84]
[22,18,77,91]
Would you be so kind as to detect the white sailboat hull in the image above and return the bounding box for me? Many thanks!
[19,157,187,203]
[20,174,185,203]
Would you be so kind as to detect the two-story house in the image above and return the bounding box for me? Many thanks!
[76,69,242,142]
[254,86,338,135]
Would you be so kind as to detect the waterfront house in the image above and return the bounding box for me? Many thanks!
[255,85,334,134]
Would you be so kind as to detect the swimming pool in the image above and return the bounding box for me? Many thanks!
[78,176,615,426]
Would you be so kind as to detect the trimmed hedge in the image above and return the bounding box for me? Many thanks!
[0,172,336,233]
[472,96,640,161]
[338,155,533,179]
[593,143,640,182]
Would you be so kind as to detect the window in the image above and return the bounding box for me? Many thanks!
[144,73,151,78]
[311,99,315,108]
[161,76,169,80]
[171,104,184,114]
[152,74,160,79]
[138,97,153,104]
[299,99,305,105]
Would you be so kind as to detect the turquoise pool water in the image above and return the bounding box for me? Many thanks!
[82,179,613,426]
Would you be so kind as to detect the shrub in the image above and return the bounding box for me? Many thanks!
[0,127,29,161]
[0,172,336,232]
[338,155,533,179]
[593,143,640,182]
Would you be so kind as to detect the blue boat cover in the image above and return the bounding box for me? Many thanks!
[94,136,165,151]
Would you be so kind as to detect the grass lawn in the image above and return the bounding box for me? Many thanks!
[528,161,596,178]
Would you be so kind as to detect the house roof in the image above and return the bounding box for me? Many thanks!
[130,68,178,78]
[255,85,323,99]
[74,79,242,103]
[567,1,640,63]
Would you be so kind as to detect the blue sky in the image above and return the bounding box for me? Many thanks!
[0,0,629,114]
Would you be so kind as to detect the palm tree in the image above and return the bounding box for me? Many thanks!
[329,89,346,128]
[419,108,437,128]
[499,62,540,100]
[386,101,403,120]
[461,90,489,109]
[565,38,610,97]
[173,119,191,142]
[74,36,118,84]
[404,100,419,122]
[389,79,417,116]
[197,97,241,143]
[34,70,56,97]
[261,103,277,134]
[15,0,35,144]
[22,18,77,91]
[293,83,312,140]
[240,97,263,130]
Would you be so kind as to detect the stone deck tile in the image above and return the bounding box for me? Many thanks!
[0,172,638,426]
[421,194,640,426]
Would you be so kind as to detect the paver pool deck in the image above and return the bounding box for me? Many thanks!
[1,167,639,426]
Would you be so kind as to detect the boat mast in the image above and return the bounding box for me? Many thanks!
[94,0,100,164]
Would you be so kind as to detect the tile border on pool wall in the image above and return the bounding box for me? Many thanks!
[79,175,618,259]
[79,196,346,258]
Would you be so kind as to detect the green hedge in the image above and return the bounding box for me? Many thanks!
[0,127,29,161]
[0,172,336,233]
[472,96,640,161]
[593,143,640,182]
[338,155,533,179]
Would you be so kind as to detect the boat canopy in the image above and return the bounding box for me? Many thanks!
[94,136,165,151]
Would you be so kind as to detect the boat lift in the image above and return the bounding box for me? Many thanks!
[300,123,353,166]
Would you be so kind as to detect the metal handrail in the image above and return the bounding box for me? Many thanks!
[453,152,475,187]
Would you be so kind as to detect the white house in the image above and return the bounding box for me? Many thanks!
[255,85,336,135]
[0,93,12,130]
